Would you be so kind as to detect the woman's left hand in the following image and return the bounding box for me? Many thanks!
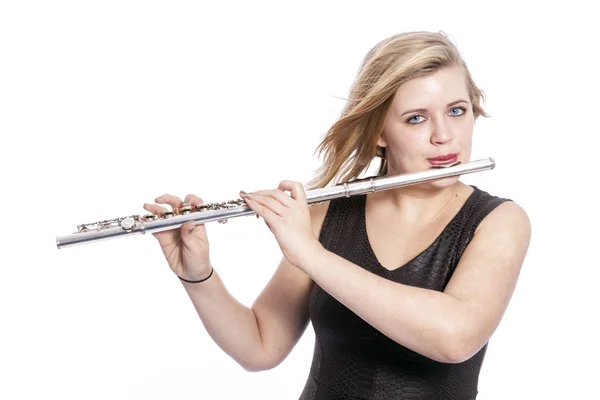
[240,180,324,270]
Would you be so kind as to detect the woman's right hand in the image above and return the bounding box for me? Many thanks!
[143,193,212,282]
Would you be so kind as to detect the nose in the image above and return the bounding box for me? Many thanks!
[430,118,454,145]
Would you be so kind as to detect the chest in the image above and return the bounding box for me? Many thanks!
[364,194,470,272]
[365,216,448,272]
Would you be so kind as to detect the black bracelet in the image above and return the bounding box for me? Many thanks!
[178,268,214,284]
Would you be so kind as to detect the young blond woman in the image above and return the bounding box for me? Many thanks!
[144,31,531,400]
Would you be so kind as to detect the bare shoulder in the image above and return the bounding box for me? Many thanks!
[442,199,531,361]
[475,199,531,238]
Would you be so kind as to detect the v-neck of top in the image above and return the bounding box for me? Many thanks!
[361,185,479,274]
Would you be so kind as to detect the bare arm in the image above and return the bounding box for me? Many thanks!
[180,270,266,371]
[181,200,330,371]
[299,201,531,363]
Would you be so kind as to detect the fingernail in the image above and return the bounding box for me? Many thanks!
[183,197,190,205]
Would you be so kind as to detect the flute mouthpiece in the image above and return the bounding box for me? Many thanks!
[429,161,461,169]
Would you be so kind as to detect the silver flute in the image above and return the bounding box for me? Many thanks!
[56,157,495,249]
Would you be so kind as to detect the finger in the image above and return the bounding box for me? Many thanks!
[180,221,198,239]
[183,194,204,206]
[155,194,183,210]
[278,180,307,203]
[143,203,169,216]
[243,189,293,208]
[182,195,209,233]
[244,195,280,225]
[244,193,287,217]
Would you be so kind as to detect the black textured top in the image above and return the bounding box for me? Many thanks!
[298,185,511,400]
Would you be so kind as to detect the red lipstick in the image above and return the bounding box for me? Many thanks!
[428,153,458,165]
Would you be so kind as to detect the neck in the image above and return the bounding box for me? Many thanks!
[373,180,465,224]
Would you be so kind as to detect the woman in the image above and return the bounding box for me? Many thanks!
[144,31,531,399]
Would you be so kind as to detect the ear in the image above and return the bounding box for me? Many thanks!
[376,133,387,148]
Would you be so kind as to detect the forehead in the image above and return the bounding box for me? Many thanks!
[392,66,469,110]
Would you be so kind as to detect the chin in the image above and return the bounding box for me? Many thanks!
[426,175,461,190]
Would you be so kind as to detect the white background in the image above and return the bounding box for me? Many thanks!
[1,1,598,399]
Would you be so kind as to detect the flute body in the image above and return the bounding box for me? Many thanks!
[55,157,495,249]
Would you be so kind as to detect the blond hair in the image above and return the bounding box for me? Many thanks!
[306,31,489,190]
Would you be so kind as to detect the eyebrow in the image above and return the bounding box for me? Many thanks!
[400,99,469,117]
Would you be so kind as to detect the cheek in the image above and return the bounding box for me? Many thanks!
[386,133,418,153]
[407,128,434,149]
[458,129,472,143]
[456,118,474,142]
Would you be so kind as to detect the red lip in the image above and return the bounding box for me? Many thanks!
[428,153,458,164]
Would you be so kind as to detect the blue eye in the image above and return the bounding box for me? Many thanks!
[450,107,466,116]
[408,115,425,124]
[406,107,467,125]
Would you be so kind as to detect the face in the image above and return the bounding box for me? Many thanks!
[377,66,475,189]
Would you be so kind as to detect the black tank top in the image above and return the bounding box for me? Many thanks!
[298,185,512,400]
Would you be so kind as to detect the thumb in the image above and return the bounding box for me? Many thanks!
[180,221,196,240]
[180,221,207,243]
